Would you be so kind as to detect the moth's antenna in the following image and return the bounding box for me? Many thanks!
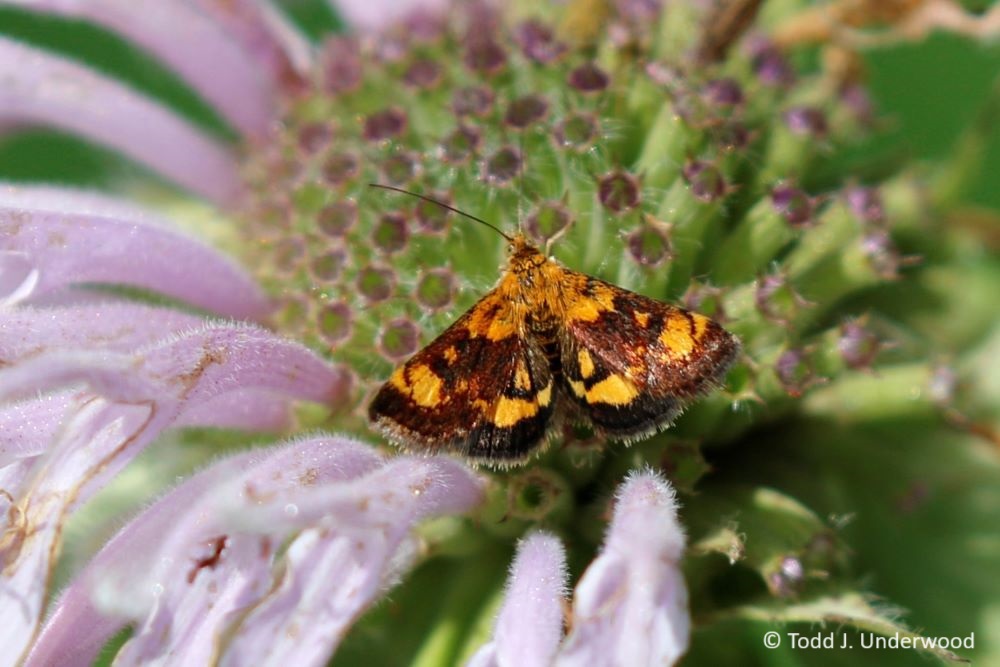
[517,133,525,232]
[369,183,513,243]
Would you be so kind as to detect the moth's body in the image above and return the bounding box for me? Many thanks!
[369,233,740,466]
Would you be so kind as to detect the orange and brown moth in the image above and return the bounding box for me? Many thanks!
[368,185,740,467]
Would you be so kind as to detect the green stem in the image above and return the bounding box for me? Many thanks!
[712,197,793,285]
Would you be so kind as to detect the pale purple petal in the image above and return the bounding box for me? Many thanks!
[26,437,382,667]
[2,399,153,663]
[221,454,484,532]
[0,323,350,414]
[0,0,280,136]
[0,388,285,466]
[0,389,76,465]
[220,456,484,665]
[176,390,292,431]
[330,0,446,30]
[0,327,350,662]
[0,303,204,363]
[0,37,241,203]
[0,349,161,404]
[219,527,386,667]
[556,471,690,667]
[0,250,38,307]
[27,438,483,667]
[192,0,315,80]
[0,192,272,318]
[20,581,122,667]
[0,182,180,221]
[467,532,568,667]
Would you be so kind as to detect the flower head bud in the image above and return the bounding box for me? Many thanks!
[403,58,443,89]
[357,265,395,303]
[568,62,611,93]
[599,171,641,212]
[297,121,334,154]
[372,212,409,253]
[483,147,522,185]
[414,192,453,233]
[317,201,357,237]
[464,37,507,75]
[555,113,599,150]
[380,151,421,185]
[682,160,727,203]
[322,152,360,185]
[783,106,829,138]
[379,317,421,361]
[837,318,884,370]
[748,37,795,87]
[755,272,809,324]
[441,125,481,164]
[775,347,822,397]
[841,83,876,125]
[364,107,408,142]
[318,302,353,347]
[513,19,567,63]
[846,186,886,225]
[505,95,550,129]
[771,184,815,227]
[310,249,347,282]
[452,85,495,117]
[703,78,744,109]
[626,218,673,267]
[416,268,455,310]
[860,229,904,279]
[526,201,573,245]
[767,555,805,597]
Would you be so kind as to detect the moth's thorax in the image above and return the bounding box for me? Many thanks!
[502,235,567,317]
[506,234,549,278]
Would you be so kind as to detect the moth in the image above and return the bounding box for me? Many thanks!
[367,185,740,466]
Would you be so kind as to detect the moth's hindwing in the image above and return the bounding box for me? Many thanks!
[559,275,740,440]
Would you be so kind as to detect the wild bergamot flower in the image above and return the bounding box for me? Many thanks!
[2,1,999,665]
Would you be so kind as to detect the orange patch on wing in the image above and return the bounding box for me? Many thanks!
[465,294,518,341]
[563,280,616,322]
[490,381,553,427]
[402,364,442,408]
[585,374,639,406]
[660,311,695,358]
[514,362,532,391]
[577,349,596,379]
[691,312,710,340]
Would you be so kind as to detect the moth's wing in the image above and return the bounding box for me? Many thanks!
[368,290,556,465]
[558,275,739,440]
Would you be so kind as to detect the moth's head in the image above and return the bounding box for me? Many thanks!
[507,233,547,269]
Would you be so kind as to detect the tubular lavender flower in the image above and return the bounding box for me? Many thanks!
[1,1,999,666]
[467,532,568,667]
[557,472,689,666]
[470,471,689,667]
[24,437,483,667]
